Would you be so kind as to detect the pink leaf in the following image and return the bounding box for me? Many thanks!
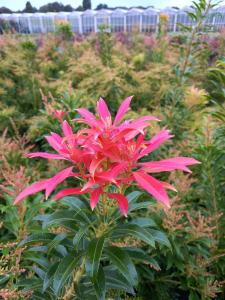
[81,179,96,192]
[14,179,48,204]
[45,135,62,153]
[45,167,73,199]
[76,108,99,127]
[139,157,200,173]
[90,188,102,210]
[96,163,127,184]
[62,120,73,137]
[114,96,133,125]
[133,171,170,207]
[97,98,111,124]
[160,181,177,192]
[108,193,129,217]
[55,188,85,201]
[27,152,67,160]
[139,130,173,158]
[89,157,105,176]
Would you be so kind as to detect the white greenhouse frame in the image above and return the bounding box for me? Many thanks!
[0,6,225,34]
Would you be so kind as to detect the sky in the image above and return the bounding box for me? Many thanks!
[0,0,199,11]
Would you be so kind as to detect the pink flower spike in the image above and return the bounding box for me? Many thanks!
[45,167,74,199]
[90,188,102,210]
[108,193,129,217]
[97,98,111,125]
[27,152,68,160]
[55,188,85,201]
[14,179,48,204]
[114,96,133,125]
[133,171,170,208]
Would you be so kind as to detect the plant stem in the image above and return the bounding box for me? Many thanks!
[180,0,213,80]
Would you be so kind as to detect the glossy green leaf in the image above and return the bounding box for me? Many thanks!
[42,211,78,229]
[129,201,154,212]
[47,233,67,254]
[61,196,88,209]
[148,229,171,249]
[123,247,161,271]
[105,246,138,287]
[43,262,58,292]
[32,266,46,279]
[110,224,155,247]
[92,265,106,300]
[127,191,142,203]
[73,226,88,246]
[25,256,50,270]
[86,236,105,279]
[19,233,56,247]
[53,253,81,296]
[130,217,156,227]
[104,268,135,295]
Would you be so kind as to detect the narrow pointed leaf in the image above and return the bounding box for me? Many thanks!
[19,233,56,247]
[92,265,106,300]
[86,237,105,279]
[110,224,155,247]
[43,263,58,292]
[47,233,67,254]
[105,246,138,287]
[73,226,88,246]
[53,253,81,296]
[148,229,171,249]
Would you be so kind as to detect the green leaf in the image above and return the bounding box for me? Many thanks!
[43,262,58,292]
[189,291,200,300]
[129,201,154,212]
[127,191,142,204]
[32,266,46,279]
[61,197,94,225]
[25,256,50,270]
[148,229,171,249]
[110,224,155,247]
[53,253,81,296]
[130,217,156,227]
[61,196,88,210]
[73,226,88,246]
[123,247,161,271]
[86,236,105,279]
[16,278,43,291]
[42,211,78,229]
[105,246,138,287]
[92,265,106,300]
[19,233,56,247]
[47,233,67,254]
[104,268,135,295]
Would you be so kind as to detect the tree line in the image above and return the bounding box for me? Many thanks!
[0,1,152,14]
[0,1,103,14]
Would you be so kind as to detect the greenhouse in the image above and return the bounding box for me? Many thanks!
[0,5,225,34]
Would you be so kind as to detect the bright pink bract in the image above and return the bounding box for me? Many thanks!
[14,97,199,216]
